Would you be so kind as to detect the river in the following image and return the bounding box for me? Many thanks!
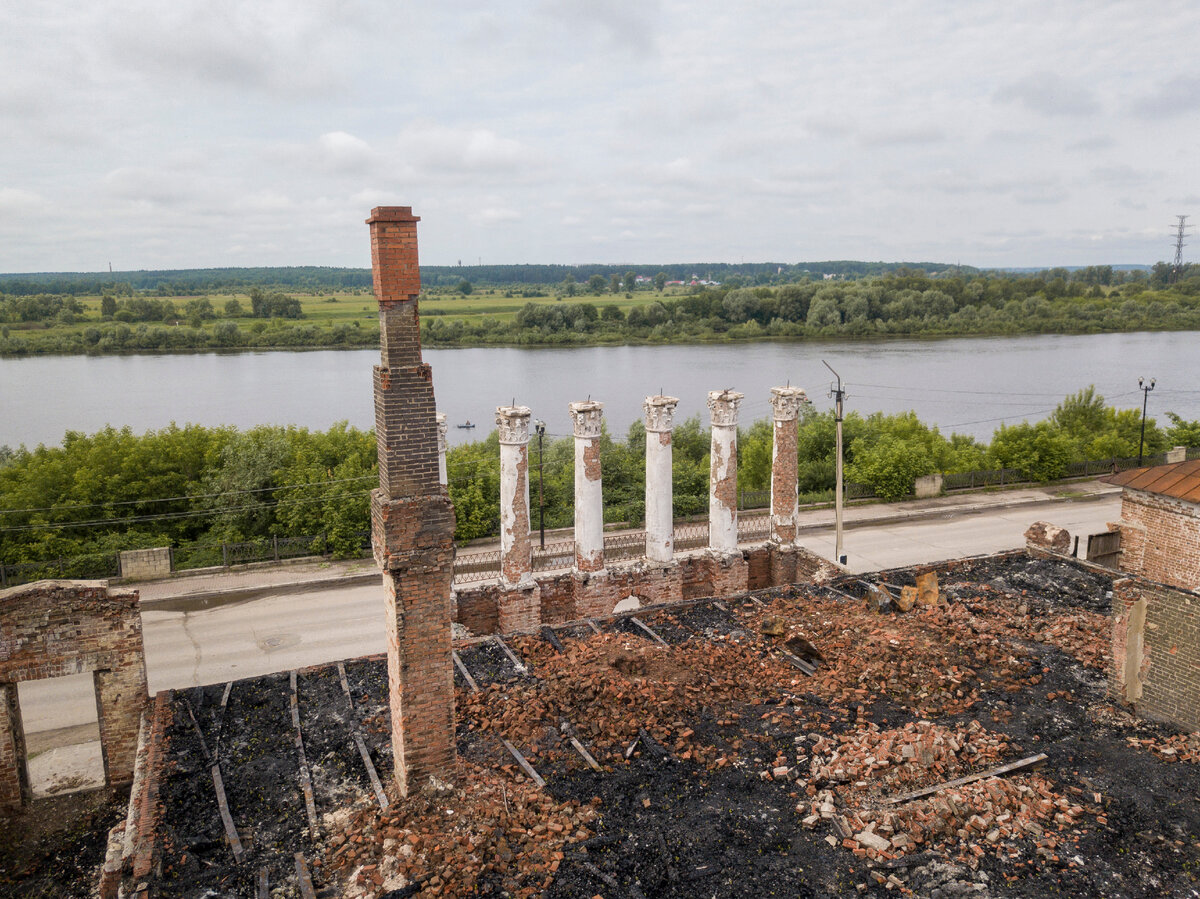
[2,332,1198,450]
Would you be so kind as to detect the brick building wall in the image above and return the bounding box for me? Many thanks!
[1114,490,1200,592]
[0,580,149,809]
[1111,578,1200,732]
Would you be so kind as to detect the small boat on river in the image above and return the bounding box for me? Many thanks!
[456,420,476,429]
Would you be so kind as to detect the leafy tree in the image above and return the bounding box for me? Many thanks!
[587,274,607,295]
[654,272,668,292]
[847,435,934,501]
[100,295,117,317]
[224,298,244,316]
[456,280,474,296]
[1164,412,1200,447]
[987,422,1073,481]
[623,271,638,293]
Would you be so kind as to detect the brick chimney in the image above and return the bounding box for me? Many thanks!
[366,206,457,795]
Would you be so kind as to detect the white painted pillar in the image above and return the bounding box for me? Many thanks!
[495,405,533,587]
[707,389,743,554]
[768,387,808,543]
[436,412,448,487]
[643,395,679,564]
[570,400,605,574]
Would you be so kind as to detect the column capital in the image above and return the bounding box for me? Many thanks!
[569,401,604,438]
[495,405,532,444]
[643,395,680,433]
[707,389,744,428]
[435,412,448,451]
[769,386,810,421]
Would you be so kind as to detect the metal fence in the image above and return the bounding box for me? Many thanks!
[533,540,575,572]
[942,468,1023,491]
[675,520,710,551]
[453,549,502,584]
[737,512,771,542]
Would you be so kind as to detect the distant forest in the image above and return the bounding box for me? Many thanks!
[0,260,985,296]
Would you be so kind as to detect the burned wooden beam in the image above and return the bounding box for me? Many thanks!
[625,727,672,761]
[182,698,212,765]
[255,868,269,899]
[500,737,546,789]
[210,764,244,862]
[452,649,480,693]
[630,616,669,647]
[560,720,602,772]
[540,625,567,654]
[353,732,390,811]
[336,662,354,709]
[288,671,319,834]
[492,636,529,675]
[586,618,603,634]
[778,649,817,676]
[886,753,1049,805]
[294,852,317,899]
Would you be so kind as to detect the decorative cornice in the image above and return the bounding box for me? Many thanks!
[569,401,605,438]
[769,386,810,421]
[643,395,680,433]
[707,389,744,428]
[495,406,532,444]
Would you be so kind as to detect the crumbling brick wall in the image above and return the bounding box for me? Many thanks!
[1111,578,1200,732]
[1114,490,1200,592]
[0,580,149,809]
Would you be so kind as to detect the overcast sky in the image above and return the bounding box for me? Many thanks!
[1,1,1197,273]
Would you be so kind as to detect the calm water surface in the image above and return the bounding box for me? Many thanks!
[2,332,1198,450]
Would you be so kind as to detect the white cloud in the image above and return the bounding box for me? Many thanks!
[1,0,1199,270]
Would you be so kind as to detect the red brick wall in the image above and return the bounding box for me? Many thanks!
[1111,578,1200,732]
[1116,490,1200,591]
[0,580,148,809]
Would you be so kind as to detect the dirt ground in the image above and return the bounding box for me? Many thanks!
[0,785,129,899]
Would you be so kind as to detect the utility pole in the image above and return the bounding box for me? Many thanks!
[1137,377,1156,466]
[1171,215,1189,284]
[534,419,546,548]
[823,360,847,565]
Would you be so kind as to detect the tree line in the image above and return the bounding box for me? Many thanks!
[2,390,1197,577]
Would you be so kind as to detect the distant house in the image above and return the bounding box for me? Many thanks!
[1103,457,1200,591]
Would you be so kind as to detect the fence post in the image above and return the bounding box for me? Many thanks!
[222,543,229,568]
[1,563,6,589]
[273,535,280,563]
[168,545,175,573]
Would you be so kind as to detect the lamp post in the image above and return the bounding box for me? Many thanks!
[823,360,846,566]
[1137,377,1156,466]
[534,419,546,548]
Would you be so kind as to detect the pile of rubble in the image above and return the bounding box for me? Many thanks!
[321,762,597,898]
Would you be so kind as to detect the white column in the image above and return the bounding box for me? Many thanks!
[570,400,605,574]
[643,395,679,564]
[495,405,533,587]
[436,412,448,487]
[768,387,808,543]
[707,389,744,554]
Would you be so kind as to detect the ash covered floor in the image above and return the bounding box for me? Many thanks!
[116,554,1200,897]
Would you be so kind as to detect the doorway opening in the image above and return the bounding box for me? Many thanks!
[18,673,106,799]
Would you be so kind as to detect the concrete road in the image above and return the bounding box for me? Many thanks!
[139,494,1120,693]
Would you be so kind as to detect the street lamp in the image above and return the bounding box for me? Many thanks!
[1137,377,1156,467]
[534,419,546,548]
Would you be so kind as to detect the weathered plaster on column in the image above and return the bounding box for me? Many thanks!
[436,412,448,487]
[768,386,808,544]
[644,395,679,564]
[570,401,606,574]
[496,406,534,588]
[708,390,744,554]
